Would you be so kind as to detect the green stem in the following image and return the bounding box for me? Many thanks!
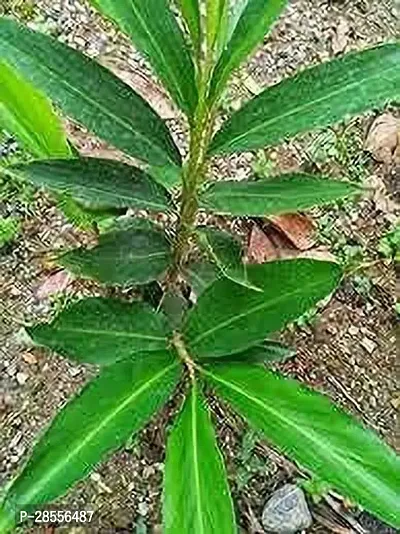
[169,51,217,282]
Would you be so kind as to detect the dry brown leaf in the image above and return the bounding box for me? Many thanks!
[247,224,297,263]
[247,220,333,264]
[365,113,399,164]
[269,213,316,250]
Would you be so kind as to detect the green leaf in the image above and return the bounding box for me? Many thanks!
[210,43,400,155]
[27,297,171,365]
[0,216,20,248]
[184,259,341,358]
[199,174,360,216]
[161,290,188,329]
[90,0,198,117]
[0,352,181,531]
[8,158,173,211]
[184,261,219,297]
[178,0,201,56]
[209,0,287,102]
[202,364,400,528]
[197,227,261,291]
[60,219,171,286]
[146,163,182,191]
[203,340,294,364]
[163,381,236,533]
[0,60,70,158]
[0,17,181,167]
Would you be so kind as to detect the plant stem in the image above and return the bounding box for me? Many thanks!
[169,54,216,283]
[172,332,195,380]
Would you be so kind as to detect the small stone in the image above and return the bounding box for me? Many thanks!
[68,366,82,377]
[262,484,312,533]
[16,372,29,385]
[360,337,377,355]
[348,326,359,336]
[138,501,149,517]
[22,352,38,365]
[90,472,101,482]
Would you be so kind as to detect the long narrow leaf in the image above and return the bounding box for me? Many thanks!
[199,174,360,216]
[184,259,341,358]
[202,340,294,364]
[0,61,70,158]
[0,352,181,532]
[0,17,181,166]
[210,43,400,155]
[90,0,198,117]
[209,0,287,101]
[163,381,236,533]
[60,219,171,286]
[28,297,171,365]
[8,158,173,211]
[202,363,400,528]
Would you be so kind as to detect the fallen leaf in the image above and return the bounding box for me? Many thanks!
[246,223,296,263]
[269,213,316,250]
[36,270,73,299]
[247,220,333,264]
[365,113,399,164]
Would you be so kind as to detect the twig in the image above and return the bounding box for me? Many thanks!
[326,375,380,432]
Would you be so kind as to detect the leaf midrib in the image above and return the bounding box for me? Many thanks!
[191,387,205,534]
[218,61,399,151]
[189,276,331,348]
[20,362,178,505]
[46,325,166,342]
[204,187,348,201]
[8,168,168,210]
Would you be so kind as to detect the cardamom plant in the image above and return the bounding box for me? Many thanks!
[0,1,399,532]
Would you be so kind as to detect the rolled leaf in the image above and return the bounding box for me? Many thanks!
[163,381,236,533]
[0,352,181,532]
[90,0,198,117]
[28,297,171,365]
[0,60,70,158]
[0,17,181,166]
[209,0,287,101]
[178,0,201,56]
[8,158,173,211]
[210,43,400,155]
[183,259,341,358]
[203,340,294,363]
[60,219,171,286]
[199,174,360,216]
[206,0,228,57]
[202,363,400,528]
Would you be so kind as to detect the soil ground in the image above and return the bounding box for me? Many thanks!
[0,1,399,533]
